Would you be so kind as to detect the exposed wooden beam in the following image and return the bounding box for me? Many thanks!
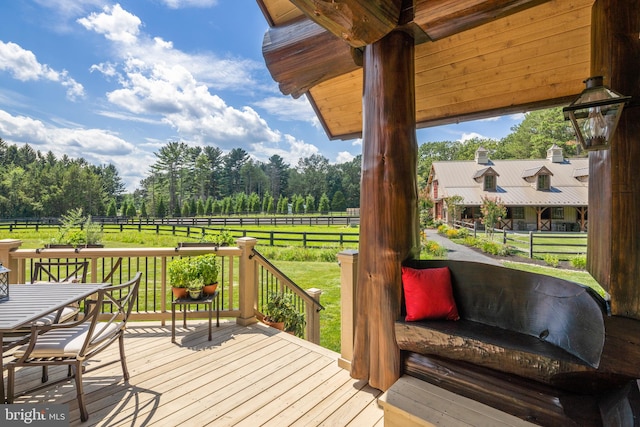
[414,0,551,41]
[262,17,359,98]
[588,0,640,319]
[290,0,403,47]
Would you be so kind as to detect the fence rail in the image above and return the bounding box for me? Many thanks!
[0,220,360,249]
[453,220,588,259]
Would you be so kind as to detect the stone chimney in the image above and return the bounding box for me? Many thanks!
[547,144,564,163]
[475,146,489,165]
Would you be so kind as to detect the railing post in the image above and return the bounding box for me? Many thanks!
[0,239,23,283]
[337,249,358,370]
[529,231,534,258]
[305,288,322,344]
[237,237,258,326]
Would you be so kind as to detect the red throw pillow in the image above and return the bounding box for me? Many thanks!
[402,266,459,321]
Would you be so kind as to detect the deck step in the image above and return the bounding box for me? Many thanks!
[378,376,537,427]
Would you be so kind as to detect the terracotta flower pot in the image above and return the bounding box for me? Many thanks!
[262,318,284,331]
[172,287,187,299]
[203,283,218,295]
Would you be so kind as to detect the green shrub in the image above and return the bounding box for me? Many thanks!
[445,228,458,238]
[463,236,478,247]
[481,240,502,255]
[437,224,449,235]
[422,240,446,257]
[455,228,469,238]
[543,254,560,268]
[571,255,587,269]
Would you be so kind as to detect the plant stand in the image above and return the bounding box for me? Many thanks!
[171,290,220,343]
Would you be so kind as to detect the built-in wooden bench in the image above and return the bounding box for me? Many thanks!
[391,259,637,426]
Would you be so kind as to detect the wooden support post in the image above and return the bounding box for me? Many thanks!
[337,249,359,370]
[351,30,420,391]
[236,237,258,326]
[588,0,640,318]
[0,239,22,283]
[305,288,322,345]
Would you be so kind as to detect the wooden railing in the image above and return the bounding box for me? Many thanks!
[251,249,324,343]
[0,238,322,344]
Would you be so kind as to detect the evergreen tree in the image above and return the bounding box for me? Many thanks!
[126,203,137,218]
[204,197,213,215]
[173,202,181,217]
[189,198,197,216]
[294,194,304,214]
[140,201,148,218]
[305,194,315,213]
[331,190,346,212]
[156,197,167,218]
[107,200,117,217]
[181,201,190,217]
[121,200,128,217]
[318,193,331,213]
[196,199,205,216]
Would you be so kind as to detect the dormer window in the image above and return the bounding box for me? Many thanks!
[537,174,550,190]
[473,167,499,191]
[484,175,496,191]
[522,166,553,191]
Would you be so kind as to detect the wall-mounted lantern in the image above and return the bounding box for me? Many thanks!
[0,263,10,301]
[563,76,631,151]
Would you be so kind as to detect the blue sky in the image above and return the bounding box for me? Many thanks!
[0,0,523,192]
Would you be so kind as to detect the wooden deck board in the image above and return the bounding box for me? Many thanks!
[4,321,385,427]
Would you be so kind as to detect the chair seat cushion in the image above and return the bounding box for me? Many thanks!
[14,322,120,358]
[32,306,78,325]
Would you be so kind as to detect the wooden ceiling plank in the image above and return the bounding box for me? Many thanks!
[414,0,592,66]
[258,0,305,26]
[414,32,590,90]
[290,0,403,47]
[413,0,552,41]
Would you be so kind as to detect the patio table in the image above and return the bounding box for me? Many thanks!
[0,283,107,402]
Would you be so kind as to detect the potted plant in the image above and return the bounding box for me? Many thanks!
[187,278,204,300]
[262,292,306,337]
[168,257,194,299]
[46,208,103,248]
[191,254,219,295]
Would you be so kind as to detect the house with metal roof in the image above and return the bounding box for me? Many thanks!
[427,145,588,231]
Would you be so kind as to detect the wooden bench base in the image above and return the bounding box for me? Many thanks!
[379,375,537,427]
[402,352,640,426]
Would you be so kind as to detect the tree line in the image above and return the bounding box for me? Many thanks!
[0,107,576,219]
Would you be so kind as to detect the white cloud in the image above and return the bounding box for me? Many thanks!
[0,109,146,190]
[77,4,141,44]
[76,3,280,151]
[161,0,218,8]
[459,132,486,142]
[0,41,85,100]
[509,113,526,120]
[336,151,355,163]
[250,134,319,166]
[253,95,320,127]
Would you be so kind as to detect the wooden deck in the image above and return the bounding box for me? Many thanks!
[5,320,384,426]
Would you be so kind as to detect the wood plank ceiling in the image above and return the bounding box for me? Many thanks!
[257,0,593,140]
